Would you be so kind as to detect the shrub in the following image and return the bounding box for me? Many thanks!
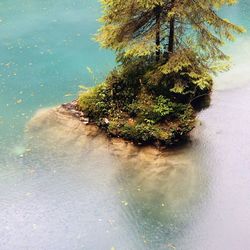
[77,60,203,147]
[78,83,111,119]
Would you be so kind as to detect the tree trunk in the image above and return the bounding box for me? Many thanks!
[167,16,175,58]
[155,6,161,62]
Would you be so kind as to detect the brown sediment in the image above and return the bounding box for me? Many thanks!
[26,102,189,163]
[25,105,202,212]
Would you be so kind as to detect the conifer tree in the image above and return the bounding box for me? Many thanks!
[78,0,244,145]
[96,0,244,90]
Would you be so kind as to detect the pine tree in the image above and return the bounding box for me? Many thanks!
[78,0,244,145]
[96,0,244,90]
[96,0,165,57]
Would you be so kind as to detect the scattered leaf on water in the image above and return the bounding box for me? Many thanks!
[16,99,22,104]
[167,243,176,249]
[86,66,93,75]
[64,93,73,97]
[121,200,128,206]
[78,85,89,90]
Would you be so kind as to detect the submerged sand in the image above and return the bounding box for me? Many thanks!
[26,106,189,164]
[25,106,205,212]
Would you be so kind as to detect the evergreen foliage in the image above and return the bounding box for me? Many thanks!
[96,0,244,76]
[77,0,244,146]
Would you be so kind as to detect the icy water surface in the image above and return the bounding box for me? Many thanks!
[1,1,250,249]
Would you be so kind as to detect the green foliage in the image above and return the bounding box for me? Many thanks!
[114,123,158,143]
[77,0,243,146]
[96,0,244,75]
[128,94,189,124]
[153,96,176,117]
[78,63,196,146]
[78,83,111,119]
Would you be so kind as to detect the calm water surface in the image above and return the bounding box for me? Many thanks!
[0,1,250,249]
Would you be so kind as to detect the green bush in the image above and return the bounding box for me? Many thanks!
[78,83,111,119]
[77,60,205,146]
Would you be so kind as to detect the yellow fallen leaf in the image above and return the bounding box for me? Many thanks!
[16,99,22,104]
[86,66,93,75]
[78,85,89,90]
[64,93,73,97]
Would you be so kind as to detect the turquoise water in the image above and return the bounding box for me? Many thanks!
[1,1,250,249]
[0,0,114,147]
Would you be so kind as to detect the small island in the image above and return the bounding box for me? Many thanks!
[72,1,243,147]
